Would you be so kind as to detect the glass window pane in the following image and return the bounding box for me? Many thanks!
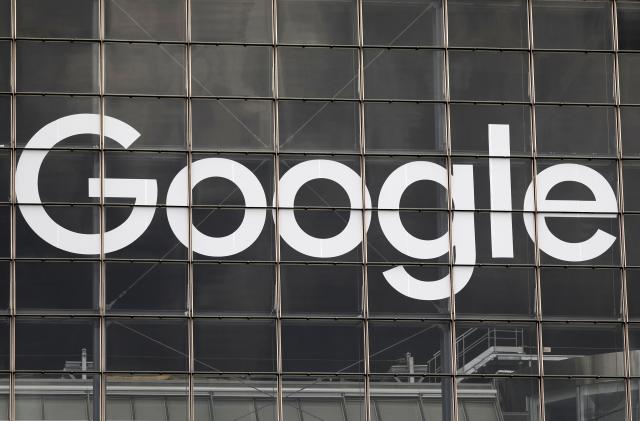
[450,103,531,156]
[15,318,98,371]
[193,263,275,316]
[627,325,640,375]
[104,97,187,150]
[535,105,617,156]
[191,99,273,151]
[192,208,275,262]
[362,0,443,47]
[0,319,7,370]
[622,161,640,211]
[456,322,538,375]
[16,0,98,39]
[368,265,450,318]
[19,150,99,204]
[540,268,622,320]
[0,96,9,145]
[278,0,357,45]
[366,156,448,209]
[621,107,640,156]
[627,269,640,320]
[539,213,620,266]
[194,319,276,372]
[104,151,187,205]
[0,263,7,314]
[106,376,188,421]
[449,50,528,101]
[455,266,536,319]
[192,45,272,97]
[191,154,273,206]
[191,0,271,43]
[105,0,185,41]
[450,158,532,211]
[0,0,9,38]
[618,1,640,50]
[16,261,99,313]
[106,318,187,371]
[369,321,451,374]
[370,376,452,421]
[16,95,100,148]
[281,264,362,316]
[279,47,358,99]
[624,214,640,266]
[16,374,98,421]
[0,150,9,201]
[0,376,7,421]
[279,208,363,262]
[533,0,612,49]
[105,262,187,315]
[458,377,539,421]
[544,378,626,421]
[279,100,359,152]
[281,320,363,373]
[365,102,446,154]
[194,375,277,421]
[619,53,640,104]
[534,52,614,103]
[0,42,8,93]
[542,323,624,376]
[367,211,451,263]
[17,41,99,94]
[16,205,98,258]
[448,0,527,48]
[104,43,185,95]
[364,49,444,100]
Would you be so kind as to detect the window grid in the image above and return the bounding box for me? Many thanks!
[2,1,639,421]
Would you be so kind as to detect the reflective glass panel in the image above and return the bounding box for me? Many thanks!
[365,102,446,154]
[15,318,99,371]
[191,99,273,151]
[16,0,98,39]
[194,319,276,372]
[191,0,272,43]
[105,0,186,41]
[448,0,528,48]
[542,323,624,376]
[362,0,443,47]
[449,50,529,101]
[535,105,617,156]
[278,0,357,45]
[364,49,444,100]
[104,43,186,95]
[532,0,612,49]
[192,45,272,97]
[281,320,363,373]
[534,52,614,103]
[278,47,358,99]
[16,41,99,94]
[106,318,188,371]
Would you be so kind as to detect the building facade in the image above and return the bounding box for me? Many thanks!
[1,0,640,420]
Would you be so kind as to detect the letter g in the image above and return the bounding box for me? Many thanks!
[15,114,157,255]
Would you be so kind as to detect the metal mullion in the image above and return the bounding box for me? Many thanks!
[527,1,545,420]
[440,0,458,419]
[98,0,107,420]
[186,2,195,421]
[272,1,283,420]
[355,1,370,420]
[612,2,633,421]
[8,0,15,420]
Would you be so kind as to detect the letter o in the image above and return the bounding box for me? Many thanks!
[276,160,371,258]
[166,158,267,257]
